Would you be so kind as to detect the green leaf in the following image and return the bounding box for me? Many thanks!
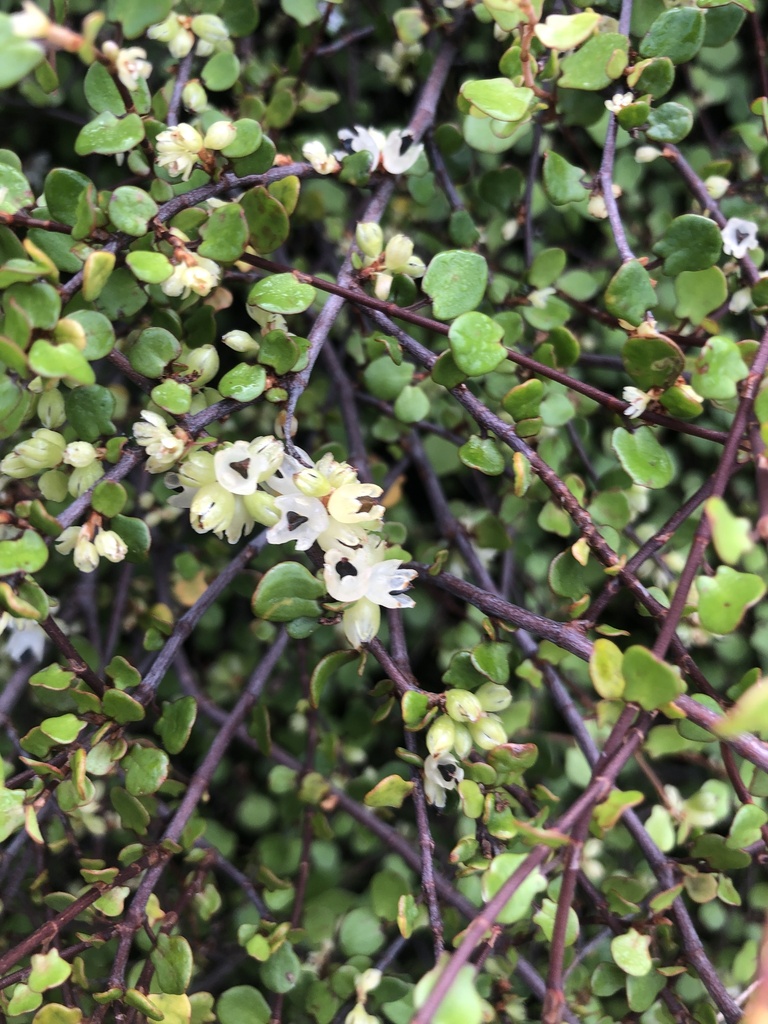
[423,250,488,320]
[64,310,115,360]
[481,853,548,924]
[241,187,290,254]
[220,119,263,159]
[110,515,151,561]
[82,250,116,302]
[640,7,705,63]
[199,203,249,262]
[150,379,192,415]
[75,112,146,156]
[0,163,33,214]
[460,79,533,121]
[0,530,48,575]
[705,497,753,565]
[674,266,727,325]
[309,650,357,708]
[28,949,72,993]
[111,786,150,833]
[727,804,768,849]
[65,386,116,442]
[363,774,414,808]
[448,311,506,375]
[40,714,85,744]
[459,435,506,475]
[103,689,146,724]
[125,251,174,284]
[542,151,587,206]
[622,335,684,390]
[559,33,628,90]
[594,789,644,830]
[28,341,95,385]
[413,961,485,1024]
[217,986,270,1024]
[259,329,299,375]
[690,335,748,400]
[0,37,45,89]
[590,638,625,699]
[611,928,653,977]
[151,934,193,996]
[0,787,25,842]
[109,186,158,236]
[653,214,722,276]
[128,327,181,378]
[30,665,75,691]
[219,363,267,401]
[611,427,674,489]
[155,696,197,754]
[92,481,127,518]
[252,562,325,621]
[646,102,694,144]
[84,60,125,115]
[260,941,301,994]
[394,384,430,423]
[604,261,657,326]
[534,11,600,49]
[248,273,315,314]
[623,645,686,709]
[108,0,174,36]
[627,57,674,99]
[529,248,565,289]
[124,746,169,796]
[202,51,241,91]
[697,566,766,634]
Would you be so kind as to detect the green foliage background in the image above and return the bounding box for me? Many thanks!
[1,0,768,1022]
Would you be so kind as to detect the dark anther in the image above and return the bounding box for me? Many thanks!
[287,511,309,531]
[438,762,456,783]
[229,458,251,479]
[336,560,358,579]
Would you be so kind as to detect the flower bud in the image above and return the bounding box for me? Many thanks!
[356,222,383,259]
[243,490,280,527]
[476,681,512,714]
[190,482,235,535]
[191,14,230,45]
[168,27,194,59]
[426,715,456,757]
[182,79,208,113]
[38,389,66,429]
[203,120,237,151]
[468,714,507,751]
[184,344,220,387]
[294,467,332,498]
[62,441,98,468]
[11,1,50,38]
[2,429,66,476]
[374,272,393,301]
[705,175,729,200]
[452,722,473,759]
[445,689,483,723]
[222,330,260,355]
[68,461,104,497]
[383,234,414,273]
[74,535,99,573]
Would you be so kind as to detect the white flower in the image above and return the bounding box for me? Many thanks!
[729,286,754,314]
[529,286,555,309]
[267,493,330,550]
[155,124,204,181]
[721,217,759,259]
[423,752,464,808]
[336,126,424,175]
[623,386,651,419]
[323,543,417,609]
[214,437,283,496]
[114,47,151,92]
[190,482,236,536]
[2,617,47,662]
[10,0,49,38]
[161,256,221,299]
[302,140,340,175]
[604,91,633,114]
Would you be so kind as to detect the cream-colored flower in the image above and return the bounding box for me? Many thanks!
[114,47,152,92]
[604,91,633,114]
[622,386,651,419]
[10,0,49,38]
[423,752,464,808]
[161,256,221,299]
[155,123,204,181]
[302,140,340,175]
[133,410,186,473]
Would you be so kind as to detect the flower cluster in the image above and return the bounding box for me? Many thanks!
[165,440,417,648]
[0,429,107,499]
[302,126,424,177]
[154,121,235,182]
[354,222,425,301]
[55,521,128,574]
[148,13,230,60]
[422,683,512,807]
